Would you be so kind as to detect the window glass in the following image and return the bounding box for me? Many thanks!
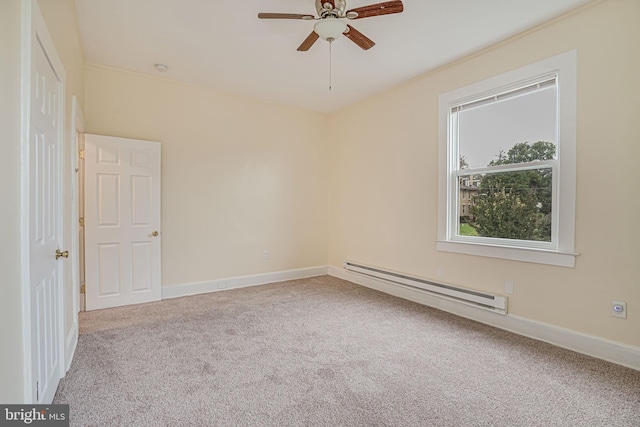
[458,168,553,242]
[458,85,557,169]
[453,83,557,244]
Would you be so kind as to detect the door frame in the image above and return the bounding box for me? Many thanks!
[67,96,85,370]
[20,0,67,403]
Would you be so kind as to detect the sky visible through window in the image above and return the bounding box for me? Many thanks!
[459,86,557,169]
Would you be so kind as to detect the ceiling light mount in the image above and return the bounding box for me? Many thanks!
[154,64,169,72]
[316,0,347,18]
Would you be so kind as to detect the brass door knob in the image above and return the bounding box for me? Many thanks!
[55,249,69,260]
[152,231,159,237]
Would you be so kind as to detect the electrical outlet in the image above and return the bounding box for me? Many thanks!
[611,301,626,319]
[504,280,514,295]
[217,282,227,290]
[436,267,443,279]
[263,250,270,261]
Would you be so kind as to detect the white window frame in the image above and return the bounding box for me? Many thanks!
[437,50,578,267]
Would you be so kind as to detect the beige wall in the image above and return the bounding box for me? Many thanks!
[328,0,640,347]
[0,0,27,404]
[38,0,86,359]
[84,65,329,286]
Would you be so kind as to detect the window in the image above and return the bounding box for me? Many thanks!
[437,51,577,267]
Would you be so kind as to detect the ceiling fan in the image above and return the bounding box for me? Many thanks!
[258,0,404,51]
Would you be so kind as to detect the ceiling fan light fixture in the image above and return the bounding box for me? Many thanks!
[314,18,347,41]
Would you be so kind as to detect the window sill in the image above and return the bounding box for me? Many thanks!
[436,240,578,268]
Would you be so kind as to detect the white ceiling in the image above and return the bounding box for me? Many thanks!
[74,0,593,113]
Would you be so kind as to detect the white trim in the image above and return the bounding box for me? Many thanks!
[437,50,577,267]
[329,266,640,371]
[162,266,329,300]
[436,240,577,268]
[64,322,78,372]
[456,159,555,176]
[20,0,34,403]
[66,96,84,374]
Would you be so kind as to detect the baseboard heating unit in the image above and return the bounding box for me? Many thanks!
[344,261,508,315]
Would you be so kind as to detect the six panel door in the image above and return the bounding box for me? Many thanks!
[84,134,161,310]
[30,21,64,404]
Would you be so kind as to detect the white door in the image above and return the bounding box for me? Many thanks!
[84,134,162,310]
[29,13,65,403]
[78,131,86,312]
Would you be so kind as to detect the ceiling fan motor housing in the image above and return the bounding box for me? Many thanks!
[316,0,348,18]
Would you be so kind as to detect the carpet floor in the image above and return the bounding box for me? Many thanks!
[54,275,640,426]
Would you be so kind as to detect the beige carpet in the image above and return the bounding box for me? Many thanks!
[54,275,640,426]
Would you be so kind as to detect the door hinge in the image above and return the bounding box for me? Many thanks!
[80,284,86,294]
[79,149,85,160]
[36,381,39,401]
[79,217,84,227]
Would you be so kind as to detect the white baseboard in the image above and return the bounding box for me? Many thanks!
[328,265,640,371]
[64,322,78,374]
[162,266,329,300]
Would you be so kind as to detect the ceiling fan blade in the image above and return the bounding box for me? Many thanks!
[258,13,315,20]
[343,25,375,50]
[346,1,404,19]
[297,32,320,51]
